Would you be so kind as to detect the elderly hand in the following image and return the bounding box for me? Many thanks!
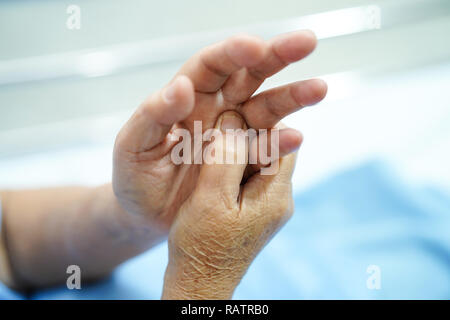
[162,111,297,299]
[112,31,326,233]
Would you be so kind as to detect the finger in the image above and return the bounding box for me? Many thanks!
[222,30,317,103]
[244,127,302,179]
[240,79,327,129]
[242,150,297,209]
[195,111,248,206]
[176,34,266,93]
[117,75,195,153]
[241,147,297,233]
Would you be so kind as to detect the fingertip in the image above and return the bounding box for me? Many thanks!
[273,29,317,63]
[217,110,246,131]
[302,29,318,43]
[163,75,194,103]
[226,34,266,68]
[310,78,328,102]
[292,78,327,107]
[279,128,303,154]
[160,75,195,122]
[291,129,304,147]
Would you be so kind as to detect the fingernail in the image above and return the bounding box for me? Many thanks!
[163,78,178,103]
[221,113,245,130]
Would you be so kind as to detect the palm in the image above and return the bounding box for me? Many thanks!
[113,31,326,231]
[142,91,246,228]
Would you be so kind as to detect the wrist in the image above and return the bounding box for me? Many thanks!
[162,271,235,300]
[161,256,240,300]
[97,184,167,247]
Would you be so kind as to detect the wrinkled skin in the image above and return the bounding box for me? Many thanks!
[112,31,327,231]
[162,111,297,299]
[0,31,327,293]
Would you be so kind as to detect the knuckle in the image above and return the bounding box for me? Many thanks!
[192,188,239,217]
[271,192,294,224]
[273,202,288,221]
[277,200,290,216]
[284,198,295,221]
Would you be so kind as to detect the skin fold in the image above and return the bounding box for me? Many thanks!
[0,30,327,296]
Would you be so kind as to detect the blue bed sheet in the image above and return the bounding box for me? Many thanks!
[28,160,450,299]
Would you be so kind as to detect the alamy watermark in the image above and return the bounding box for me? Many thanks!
[366,264,381,290]
[168,121,280,175]
[66,265,81,290]
[66,5,81,30]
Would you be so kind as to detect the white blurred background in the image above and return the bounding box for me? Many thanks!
[1,0,449,195]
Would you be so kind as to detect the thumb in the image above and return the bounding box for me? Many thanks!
[116,75,195,154]
[194,111,248,206]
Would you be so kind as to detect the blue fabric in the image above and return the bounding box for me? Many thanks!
[26,160,450,299]
[0,200,25,300]
[0,281,24,300]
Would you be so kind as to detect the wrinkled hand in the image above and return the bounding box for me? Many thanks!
[112,30,326,231]
[162,111,297,299]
